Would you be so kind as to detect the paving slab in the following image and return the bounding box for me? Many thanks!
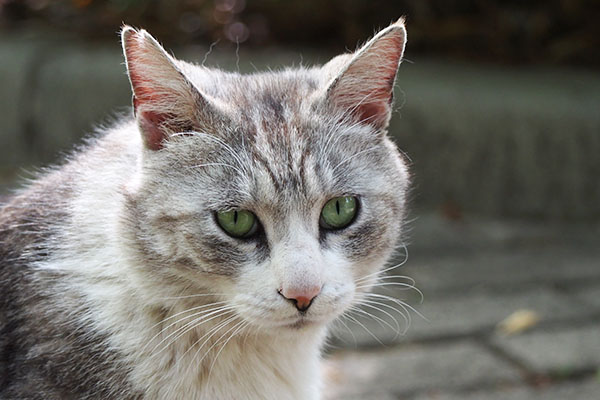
[394,214,600,294]
[399,249,600,295]
[573,286,600,310]
[492,324,600,374]
[325,341,520,399]
[412,379,600,400]
[406,213,600,253]
[331,286,589,347]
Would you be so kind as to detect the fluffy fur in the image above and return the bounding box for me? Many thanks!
[0,19,409,399]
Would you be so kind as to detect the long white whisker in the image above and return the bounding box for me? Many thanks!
[357,282,417,290]
[147,301,229,334]
[186,317,243,377]
[356,256,409,283]
[364,292,428,322]
[159,293,228,300]
[206,320,249,385]
[334,315,358,345]
[344,312,384,346]
[357,274,415,284]
[366,294,411,329]
[181,315,239,376]
[360,298,411,337]
[357,283,424,302]
[349,305,399,338]
[149,307,237,359]
[137,303,232,360]
[355,300,404,338]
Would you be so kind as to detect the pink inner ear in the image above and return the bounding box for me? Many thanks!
[139,111,168,151]
[357,101,390,125]
[124,30,198,151]
[130,76,167,112]
[124,35,170,111]
[330,26,404,128]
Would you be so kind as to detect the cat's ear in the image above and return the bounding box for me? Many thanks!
[324,18,407,130]
[121,26,217,151]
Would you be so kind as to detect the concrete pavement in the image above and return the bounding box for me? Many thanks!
[325,213,600,399]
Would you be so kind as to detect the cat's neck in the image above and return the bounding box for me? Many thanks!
[125,310,327,399]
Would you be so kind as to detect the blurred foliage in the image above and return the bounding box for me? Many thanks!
[0,0,599,66]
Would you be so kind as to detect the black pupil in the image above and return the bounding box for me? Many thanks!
[336,200,340,214]
[233,211,238,224]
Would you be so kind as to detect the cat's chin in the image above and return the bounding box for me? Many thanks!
[245,313,334,334]
[281,316,326,330]
[272,317,320,328]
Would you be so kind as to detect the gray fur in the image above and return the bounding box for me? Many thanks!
[0,20,409,399]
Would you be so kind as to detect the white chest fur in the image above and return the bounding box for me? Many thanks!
[123,310,327,400]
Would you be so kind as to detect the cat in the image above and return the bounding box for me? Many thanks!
[0,18,409,400]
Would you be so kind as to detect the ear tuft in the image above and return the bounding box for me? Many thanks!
[325,18,407,130]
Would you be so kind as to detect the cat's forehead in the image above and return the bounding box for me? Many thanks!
[212,120,380,211]
[179,63,323,112]
[167,62,393,210]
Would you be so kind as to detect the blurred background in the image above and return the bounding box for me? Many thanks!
[1,1,599,399]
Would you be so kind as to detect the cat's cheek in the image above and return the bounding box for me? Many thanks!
[228,262,285,324]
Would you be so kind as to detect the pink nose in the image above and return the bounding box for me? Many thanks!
[279,285,321,312]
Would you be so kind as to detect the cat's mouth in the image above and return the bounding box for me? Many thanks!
[285,316,318,330]
[255,313,327,331]
[281,310,339,330]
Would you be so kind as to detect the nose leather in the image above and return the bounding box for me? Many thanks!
[280,285,321,312]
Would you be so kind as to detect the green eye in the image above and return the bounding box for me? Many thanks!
[320,196,358,230]
[216,210,258,238]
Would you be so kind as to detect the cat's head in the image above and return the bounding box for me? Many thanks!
[121,19,409,334]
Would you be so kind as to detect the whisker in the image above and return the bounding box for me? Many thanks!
[364,292,428,322]
[343,312,385,346]
[357,282,424,303]
[355,300,404,338]
[355,256,409,284]
[241,321,254,348]
[181,315,239,376]
[183,316,243,378]
[359,298,411,337]
[332,316,357,346]
[148,307,237,359]
[358,274,415,283]
[348,305,399,338]
[159,292,229,300]
[147,301,229,333]
[137,303,232,360]
[357,281,416,290]
[206,320,249,385]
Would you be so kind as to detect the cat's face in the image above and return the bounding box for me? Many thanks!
[122,20,408,333]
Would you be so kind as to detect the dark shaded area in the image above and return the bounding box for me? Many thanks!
[1,0,599,66]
